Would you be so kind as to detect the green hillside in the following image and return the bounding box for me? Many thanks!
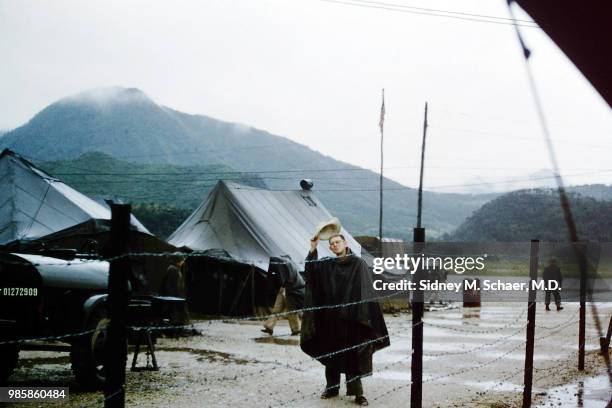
[567,184,612,201]
[38,152,266,238]
[448,188,612,242]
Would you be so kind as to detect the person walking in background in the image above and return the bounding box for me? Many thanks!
[543,257,563,311]
[161,254,190,325]
[262,256,304,336]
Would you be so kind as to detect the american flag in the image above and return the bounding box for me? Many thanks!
[379,89,385,133]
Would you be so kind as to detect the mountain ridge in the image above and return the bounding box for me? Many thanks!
[447,188,612,241]
[0,87,497,238]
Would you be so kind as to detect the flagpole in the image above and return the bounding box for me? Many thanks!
[378,89,385,250]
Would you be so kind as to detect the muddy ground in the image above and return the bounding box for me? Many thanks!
[6,302,612,407]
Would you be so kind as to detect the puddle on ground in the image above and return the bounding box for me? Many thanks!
[18,356,71,368]
[478,351,557,361]
[26,364,71,371]
[463,380,522,392]
[374,370,410,381]
[534,373,612,407]
[424,304,459,312]
[560,344,600,352]
[377,354,436,363]
[156,346,252,365]
[421,342,521,353]
[425,319,522,329]
[424,330,506,340]
[253,337,300,346]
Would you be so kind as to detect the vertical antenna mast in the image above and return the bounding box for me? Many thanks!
[378,89,385,246]
[417,102,428,229]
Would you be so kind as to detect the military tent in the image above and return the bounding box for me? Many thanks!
[168,180,367,315]
[0,149,178,294]
[0,149,149,245]
[515,0,612,108]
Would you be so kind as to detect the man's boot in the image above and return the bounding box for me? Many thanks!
[556,304,563,311]
[545,304,551,311]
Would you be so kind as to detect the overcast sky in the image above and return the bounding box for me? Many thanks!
[1,0,611,193]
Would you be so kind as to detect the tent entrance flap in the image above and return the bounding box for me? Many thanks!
[186,256,272,317]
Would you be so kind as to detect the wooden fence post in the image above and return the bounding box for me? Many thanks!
[105,204,131,408]
[522,239,539,408]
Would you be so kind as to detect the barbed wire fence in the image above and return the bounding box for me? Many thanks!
[2,241,610,406]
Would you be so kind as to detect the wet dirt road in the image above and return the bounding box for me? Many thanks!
[6,302,611,407]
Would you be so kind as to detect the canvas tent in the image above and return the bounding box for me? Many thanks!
[515,0,612,108]
[168,180,366,315]
[0,149,178,294]
[169,180,364,270]
[0,149,149,245]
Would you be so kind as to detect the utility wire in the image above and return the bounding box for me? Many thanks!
[36,169,612,191]
[333,0,536,24]
[320,0,539,28]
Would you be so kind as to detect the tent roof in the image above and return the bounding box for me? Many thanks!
[168,180,364,271]
[0,149,149,245]
[515,0,612,107]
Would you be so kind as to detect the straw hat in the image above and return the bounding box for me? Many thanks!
[312,217,342,240]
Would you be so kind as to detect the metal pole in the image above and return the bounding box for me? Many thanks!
[600,315,612,353]
[105,204,131,408]
[378,88,385,253]
[522,239,539,408]
[416,102,428,229]
[250,265,255,314]
[578,242,586,370]
[411,102,428,407]
[411,227,425,408]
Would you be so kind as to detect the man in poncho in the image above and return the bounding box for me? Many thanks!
[300,234,389,406]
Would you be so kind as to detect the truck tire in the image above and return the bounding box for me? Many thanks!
[0,346,19,383]
[70,308,109,389]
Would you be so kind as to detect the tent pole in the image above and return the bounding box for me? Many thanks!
[250,265,255,315]
[218,271,223,314]
[228,268,251,315]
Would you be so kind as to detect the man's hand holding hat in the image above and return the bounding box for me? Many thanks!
[310,236,319,253]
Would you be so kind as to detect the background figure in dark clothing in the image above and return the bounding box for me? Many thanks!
[542,258,563,311]
[161,255,190,324]
[301,234,389,406]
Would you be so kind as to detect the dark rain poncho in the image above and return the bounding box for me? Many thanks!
[300,249,390,376]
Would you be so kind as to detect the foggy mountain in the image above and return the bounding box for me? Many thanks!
[1,87,498,238]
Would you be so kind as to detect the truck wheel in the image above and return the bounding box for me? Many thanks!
[70,308,109,389]
[0,346,19,383]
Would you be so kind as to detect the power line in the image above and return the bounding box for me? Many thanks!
[319,0,539,28]
[71,169,612,200]
[331,0,536,24]
[45,164,612,177]
[85,169,612,190]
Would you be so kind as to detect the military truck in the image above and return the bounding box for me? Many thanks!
[0,252,182,389]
